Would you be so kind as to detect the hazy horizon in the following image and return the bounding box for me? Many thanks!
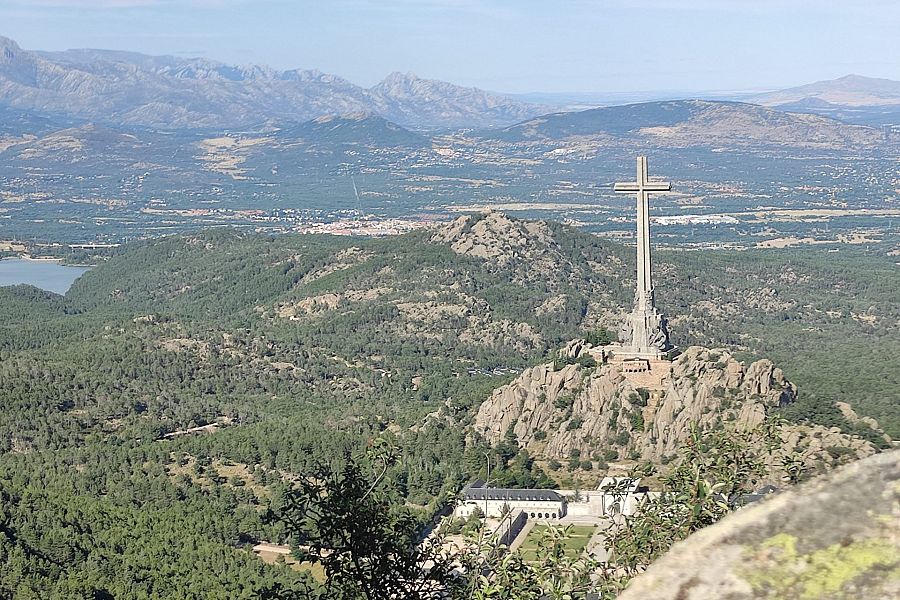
[1,0,898,95]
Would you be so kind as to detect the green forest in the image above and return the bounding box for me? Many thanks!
[1,216,897,597]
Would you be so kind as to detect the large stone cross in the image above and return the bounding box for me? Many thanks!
[613,156,672,356]
[614,156,670,310]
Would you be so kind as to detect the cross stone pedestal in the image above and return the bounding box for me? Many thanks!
[588,345,673,390]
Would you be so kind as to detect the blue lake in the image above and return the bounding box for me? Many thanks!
[0,259,91,295]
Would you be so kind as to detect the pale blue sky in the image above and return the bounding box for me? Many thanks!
[1,0,898,93]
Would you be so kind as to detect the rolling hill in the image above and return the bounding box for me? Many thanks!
[488,99,888,148]
[0,105,82,137]
[276,113,428,148]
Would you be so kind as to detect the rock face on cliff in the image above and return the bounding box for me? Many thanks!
[618,449,900,600]
[473,345,881,472]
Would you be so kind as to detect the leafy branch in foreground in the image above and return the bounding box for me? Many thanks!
[600,422,785,589]
[267,439,454,600]
[455,523,600,600]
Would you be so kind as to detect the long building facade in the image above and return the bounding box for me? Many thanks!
[454,480,567,520]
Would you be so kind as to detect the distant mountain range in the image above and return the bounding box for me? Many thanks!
[2,97,890,179]
[1,97,890,233]
[2,36,894,210]
[4,34,899,133]
[3,99,885,178]
[0,35,546,130]
[510,75,900,127]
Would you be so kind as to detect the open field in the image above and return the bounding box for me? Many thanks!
[517,524,597,562]
[253,544,326,582]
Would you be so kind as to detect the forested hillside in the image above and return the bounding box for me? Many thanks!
[1,214,897,596]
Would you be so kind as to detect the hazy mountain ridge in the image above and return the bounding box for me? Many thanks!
[371,71,538,131]
[491,99,887,148]
[0,104,82,137]
[752,74,900,107]
[491,100,705,139]
[750,74,900,126]
[0,35,546,129]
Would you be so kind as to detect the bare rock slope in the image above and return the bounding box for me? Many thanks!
[474,345,883,473]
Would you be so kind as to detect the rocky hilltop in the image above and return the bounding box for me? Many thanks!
[474,344,885,475]
[431,213,582,282]
[431,212,556,268]
[430,212,628,298]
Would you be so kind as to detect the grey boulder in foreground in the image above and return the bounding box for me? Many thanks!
[619,450,900,600]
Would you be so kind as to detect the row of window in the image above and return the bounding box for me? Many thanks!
[469,495,556,502]
[529,512,557,519]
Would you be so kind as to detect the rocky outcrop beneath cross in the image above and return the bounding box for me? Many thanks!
[473,345,884,476]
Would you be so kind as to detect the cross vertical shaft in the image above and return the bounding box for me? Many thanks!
[613,156,672,355]
[636,157,651,307]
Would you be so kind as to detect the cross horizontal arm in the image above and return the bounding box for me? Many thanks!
[613,182,671,193]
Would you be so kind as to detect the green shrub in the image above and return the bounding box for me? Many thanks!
[574,354,597,368]
[554,393,574,411]
[630,410,645,431]
[635,388,650,406]
[565,417,584,431]
[585,327,614,346]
